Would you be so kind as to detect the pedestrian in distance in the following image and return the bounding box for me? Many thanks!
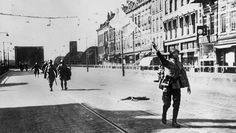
[44,60,57,92]
[19,63,24,71]
[31,62,40,77]
[57,60,71,90]
[24,63,28,71]
[41,61,48,73]
[152,42,191,128]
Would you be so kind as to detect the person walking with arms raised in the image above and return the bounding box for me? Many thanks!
[152,42,191,128]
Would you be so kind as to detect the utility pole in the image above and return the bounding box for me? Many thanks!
[3,42,5,66]
[0,32,9,66]
[86,37,89,72]
[121,30,125,77]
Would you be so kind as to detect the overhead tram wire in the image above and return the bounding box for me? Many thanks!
[0,12,79,19]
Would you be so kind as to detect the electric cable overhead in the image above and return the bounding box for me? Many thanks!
[0,12,78,19]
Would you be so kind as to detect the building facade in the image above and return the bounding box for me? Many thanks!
[216,0,236,67]
[198,0,218,67]
[96,0,236,69]
[122,0,152,64]
[96,12,115,64]
[151,0,164,52]
[163,0,201,66]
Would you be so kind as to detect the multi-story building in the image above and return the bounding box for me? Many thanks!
[163,0,201,66]
[108,27,116,62]
[216,0,236,67]
[151,0,164,52]
[96,12,115,64]
[198,0,218,67]
[122,0,152,64]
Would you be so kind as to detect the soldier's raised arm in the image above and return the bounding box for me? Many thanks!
[152,42,170,67]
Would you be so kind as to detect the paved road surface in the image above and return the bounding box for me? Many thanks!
[0,68,235,133]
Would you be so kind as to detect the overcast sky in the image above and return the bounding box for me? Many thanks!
[0,0,126,60]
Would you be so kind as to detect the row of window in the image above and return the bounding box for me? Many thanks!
[165,0,190,15]
[165,41,196,53]
[164,13,196,40]
[115,37,153,51]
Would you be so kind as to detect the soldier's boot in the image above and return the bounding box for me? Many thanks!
[50,84,53,92]
[61,82,64,90]
[161,106,168,124]
[161,112,167,124]
[64,81,68,90]
[172,108,181,128]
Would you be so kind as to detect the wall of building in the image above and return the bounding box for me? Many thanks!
[95,0,236,68]
[216,0,236,66]
[163,0,201,66]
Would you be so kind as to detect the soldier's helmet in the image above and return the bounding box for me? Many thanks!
[169,48,179,58]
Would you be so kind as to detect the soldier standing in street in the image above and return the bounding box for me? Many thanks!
[57,60,70,90]
[44,60,57,91]
[31,62,40,77]
[41,61,48,73]
[152,42,191,128]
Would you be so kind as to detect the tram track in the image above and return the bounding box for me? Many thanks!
[80,103,128,133]
[63,92,128,133]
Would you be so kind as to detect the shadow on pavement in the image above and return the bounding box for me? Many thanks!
[66,88,103,91]
[0,103,151,133]
[91,105,236,132]
[8,70,36,77]
[179,119,236,129]
[89,105,170,133]
[0,102,235,133]
[0,82,28,87]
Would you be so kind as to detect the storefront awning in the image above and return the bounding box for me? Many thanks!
[215,44,236,49]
